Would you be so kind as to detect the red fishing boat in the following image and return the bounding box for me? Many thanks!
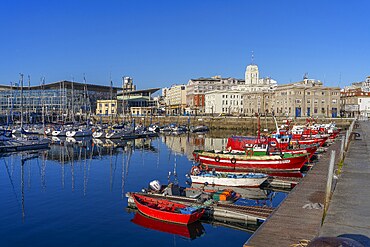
[132,193,205,225]
[193,150,308,172]
[131,212,205,240]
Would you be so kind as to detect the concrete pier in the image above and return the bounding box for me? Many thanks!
[320,121,370,246]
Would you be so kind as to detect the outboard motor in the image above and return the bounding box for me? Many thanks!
[149,180,161,192]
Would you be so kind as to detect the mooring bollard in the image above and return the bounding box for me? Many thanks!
[325,150,336,212]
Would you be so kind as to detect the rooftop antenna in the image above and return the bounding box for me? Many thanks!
[251,51,255,65]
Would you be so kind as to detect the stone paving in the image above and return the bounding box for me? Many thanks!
[320,121,370,246]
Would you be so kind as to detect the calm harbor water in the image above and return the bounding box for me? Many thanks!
[0,133,289,247]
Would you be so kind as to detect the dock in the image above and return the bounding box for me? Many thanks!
[245,137,342,246]
[320,121,370,246]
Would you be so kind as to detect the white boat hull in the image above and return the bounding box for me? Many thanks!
[190,173,267,187]
[66,129,92,137]
[52,130,67,136]
[92,131,105,138]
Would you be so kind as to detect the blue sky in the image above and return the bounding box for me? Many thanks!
[1,0,369,89]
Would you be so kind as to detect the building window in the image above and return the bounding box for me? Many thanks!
[321,108,325,113]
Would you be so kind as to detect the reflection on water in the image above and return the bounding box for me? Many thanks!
[161,133,229,160]
[130,211,206,240]
[0,131,289,247]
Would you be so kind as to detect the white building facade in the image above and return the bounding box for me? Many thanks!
[205,90,244,115]
[164,84,187,115]
[186,76,242,114]
[341,76,370,118]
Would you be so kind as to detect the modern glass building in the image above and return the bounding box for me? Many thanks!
[0,81,120,122]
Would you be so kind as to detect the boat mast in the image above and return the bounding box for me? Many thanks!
[273,115,279,134]
[71,77,74,123]
[257,113,261,141]
[20,73,24,129]
[41,77,45,135]
[83,75,88,126]
[59,81,62,123]
[110,75,113,125]
[28,75,31,124]
[9,81,14,125]
[122,77,125,126]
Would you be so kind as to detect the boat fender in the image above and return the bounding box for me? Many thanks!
[230,158,236,164]
[191,166,200,175]
[214,156,220,162]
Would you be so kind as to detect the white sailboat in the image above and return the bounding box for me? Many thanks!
[66,127,92,137]
[67,76,93,138]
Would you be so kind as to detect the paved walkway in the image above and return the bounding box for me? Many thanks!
[245,139,342,247]
[320,121,370,246]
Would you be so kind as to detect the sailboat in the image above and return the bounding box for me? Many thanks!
[66,76,92,137]
[52,126,68,136]
[93,78,113,139]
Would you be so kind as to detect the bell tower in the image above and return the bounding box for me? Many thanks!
[245,52,259,85]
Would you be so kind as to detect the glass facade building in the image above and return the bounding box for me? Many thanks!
[0,81,119,121]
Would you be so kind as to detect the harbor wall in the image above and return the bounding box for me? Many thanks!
[93,115,353,131]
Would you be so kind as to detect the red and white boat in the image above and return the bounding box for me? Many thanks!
[190,169,268,187]
[193,150,308,172]
[132,193,205,225]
